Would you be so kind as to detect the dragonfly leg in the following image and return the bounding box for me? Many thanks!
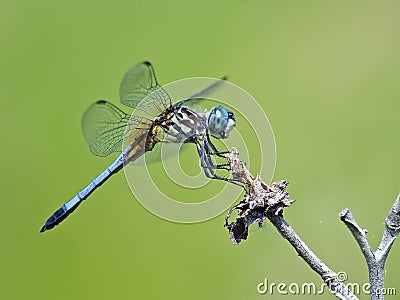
[195,139,244,188]
[203,139,232,170]
[206,135,231,157]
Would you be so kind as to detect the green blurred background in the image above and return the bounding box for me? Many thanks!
[1,1,399,299]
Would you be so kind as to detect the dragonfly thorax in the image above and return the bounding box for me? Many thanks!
[148,106,207,148]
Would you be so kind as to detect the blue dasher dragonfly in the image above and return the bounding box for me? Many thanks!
[40,61,237,232]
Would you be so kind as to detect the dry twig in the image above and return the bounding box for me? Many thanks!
[224,148,358,299]
[340,194,400,300]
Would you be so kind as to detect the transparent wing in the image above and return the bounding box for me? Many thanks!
[174,76,228,108]
[82,100,151,157]
[119,61,172,119]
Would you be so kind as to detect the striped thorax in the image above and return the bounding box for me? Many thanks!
[151,106,206,144]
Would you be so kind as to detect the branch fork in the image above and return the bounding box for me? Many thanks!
[224,148,399,300]
[340,194,400,300]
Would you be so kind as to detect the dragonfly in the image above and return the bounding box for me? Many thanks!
[40,61,238,232]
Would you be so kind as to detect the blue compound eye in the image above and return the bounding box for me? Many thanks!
[208,106,236,139]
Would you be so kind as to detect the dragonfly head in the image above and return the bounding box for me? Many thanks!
[208,106,236,139]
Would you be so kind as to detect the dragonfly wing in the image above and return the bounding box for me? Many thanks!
[174,76,228,108]
[119,61,172,116]
[82,100,139,156]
